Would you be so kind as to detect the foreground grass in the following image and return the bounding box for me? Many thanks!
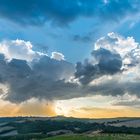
[0,134,140,140]
[0,134,47,140]
[42,134,140,140]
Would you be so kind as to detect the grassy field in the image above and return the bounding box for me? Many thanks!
[42,134,140,140]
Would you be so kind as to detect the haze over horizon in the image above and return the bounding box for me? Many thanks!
[0,0,140,118]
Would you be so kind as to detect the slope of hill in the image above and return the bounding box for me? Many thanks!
[0,116,139,139]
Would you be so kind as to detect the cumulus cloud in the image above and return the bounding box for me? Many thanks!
[95,32,140,67]
[51,52,65,61]
[0,39,42,61]
[75,47,122,85]
[0,39,77,103]
[0,0,139,26]
[79,33,140,99]
[0,55,77,103]
[0,33,140,105]
[75,32,140,85]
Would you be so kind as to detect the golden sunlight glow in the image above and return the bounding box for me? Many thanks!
[55,96,140,118]
[0,99,56,117]
[0,96,140,118]
[67,107,140,118]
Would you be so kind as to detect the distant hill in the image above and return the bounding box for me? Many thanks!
[0,116,139,138]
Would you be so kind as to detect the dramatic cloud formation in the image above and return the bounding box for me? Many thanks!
[75,48,122,85]
[75,32,140,84]
[95,32,140,67]
[0,0,139,26]
[0,40,77,103]
[0,33,140,105]
[83,33,140,98]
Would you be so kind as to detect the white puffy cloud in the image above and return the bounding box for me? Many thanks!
[75,32,140,101]
[0,39,42,61]
[51,52,65,61]
[0,33,140,106]
[95,32,140,68]
[75,32,140,85]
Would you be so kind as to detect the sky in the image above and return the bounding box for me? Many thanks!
[0,0,140,118]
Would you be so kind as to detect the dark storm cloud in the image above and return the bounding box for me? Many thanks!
[0,48,139,103]
[0,0,139,26]
[75,48,122,85]
[0,32,140,104]
[0,55,79,103]
[92,48,122,74]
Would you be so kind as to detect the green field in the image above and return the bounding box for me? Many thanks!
[0,134,140,140]
[42,134,140,140]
